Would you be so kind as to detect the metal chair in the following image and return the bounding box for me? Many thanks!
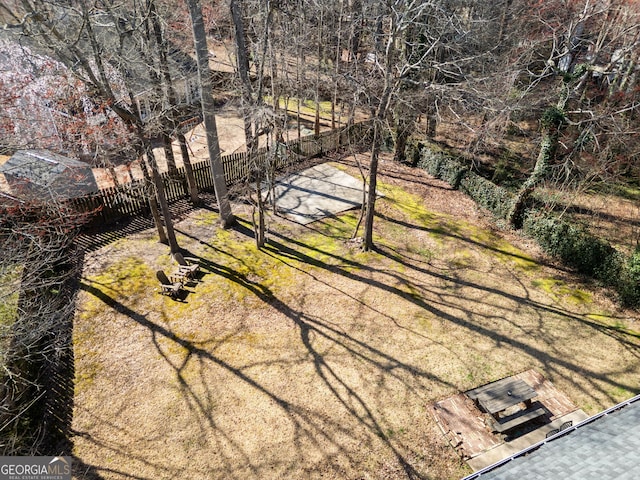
[545,428,560,438]
[560,420,573,431]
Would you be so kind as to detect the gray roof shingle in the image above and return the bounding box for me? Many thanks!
[0,150,97,200]
[466,395,640,480]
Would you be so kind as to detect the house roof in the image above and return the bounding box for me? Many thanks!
[0,150,97,200]
[0,8,198,99]
[84,11,198,96]
[464,394,640,480]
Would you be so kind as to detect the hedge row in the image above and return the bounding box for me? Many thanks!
[416,143,514,219]
[414,141,640,307]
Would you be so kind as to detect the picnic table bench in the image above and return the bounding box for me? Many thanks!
[467,376,546,433]
[491,402,546,433]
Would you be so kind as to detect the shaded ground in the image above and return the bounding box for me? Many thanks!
[72,153,639,479]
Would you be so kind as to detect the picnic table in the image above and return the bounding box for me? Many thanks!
[467,377,546,433]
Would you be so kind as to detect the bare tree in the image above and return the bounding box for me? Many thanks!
[355,0,465,251]
[4,1,186,251]
[0,197,85,454]
[148,0,200,204]
[185,0,235,227]
[502,0,640,227]
[230,0,276,247]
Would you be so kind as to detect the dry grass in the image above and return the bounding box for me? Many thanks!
[535,186,640,255]
[72,154,640,480]
[433,116,640,255]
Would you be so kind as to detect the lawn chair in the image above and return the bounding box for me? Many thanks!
[156,270,183,298]
[173,252,200,280]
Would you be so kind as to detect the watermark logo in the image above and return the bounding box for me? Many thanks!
[0,456,71,480]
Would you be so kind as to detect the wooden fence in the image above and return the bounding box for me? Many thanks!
[69,120,374,227]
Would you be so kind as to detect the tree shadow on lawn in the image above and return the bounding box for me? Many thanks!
[184,213,639,404]
[262,228,639,403]
[76,215,639,478]
[376,212,564,272]
[366,212,640,353]
[79,275,448,479]
[71,447,153,480]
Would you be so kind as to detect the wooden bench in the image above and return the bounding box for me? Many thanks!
[492,404,546,433]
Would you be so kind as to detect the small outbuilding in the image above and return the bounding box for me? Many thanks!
[0,150,98,201]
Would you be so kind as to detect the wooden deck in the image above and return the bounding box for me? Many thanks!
[431,369,580,460]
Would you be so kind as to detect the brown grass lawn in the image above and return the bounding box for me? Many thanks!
[72,153,640,480]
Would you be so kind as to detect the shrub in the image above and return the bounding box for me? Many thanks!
[416,141,640,307]
[459,174,513,219]
[416,144,467,187]
[619,248,640,307]
[417,142,513,218]
[522,211,621,279]
[416,143,447,174]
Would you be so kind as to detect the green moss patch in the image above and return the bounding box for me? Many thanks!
[585,313,640,338]
[531,278,592,304]
[378,181,538,273]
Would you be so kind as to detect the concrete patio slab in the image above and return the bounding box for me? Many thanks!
[268,163,367,225]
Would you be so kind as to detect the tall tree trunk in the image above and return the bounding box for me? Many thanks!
[186,0,235,227]
[296,0,303,139]
[363,82,393,251]
[507,106,565,228]
[231,0,271,247]
[507,70,580,229]
[162,133,178,174]
[314,8,323,137]
[230,0,256,151]
[149,0,199,202]
[134,126,168,245]
[506,129,559,228]
[362,8,396,251]
[147,183,168,245]
[332,0,344,130]
[350,0,363,62]
[178,133,200,203]
[144,138,180,252]
[363,120,382,251]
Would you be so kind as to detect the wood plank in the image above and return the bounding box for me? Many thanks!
[470,378,537,414]
[492,406,546,433]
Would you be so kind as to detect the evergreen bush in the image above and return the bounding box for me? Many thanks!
[521,212,621,279]
[459,174,513,219]
[619,248,640,306]
[415,141,640,307]
[417,142,513,218]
